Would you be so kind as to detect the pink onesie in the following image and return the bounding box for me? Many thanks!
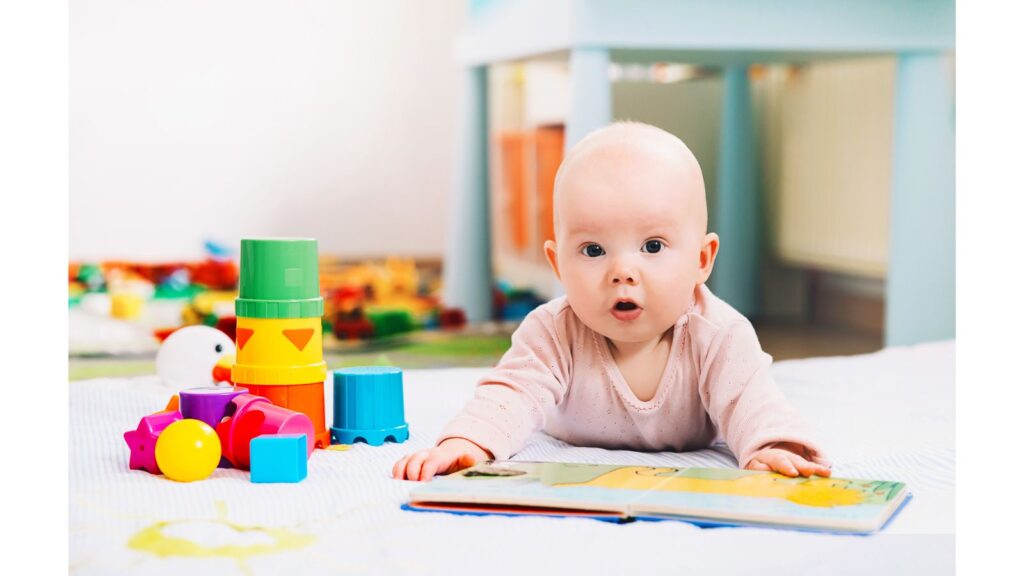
[438,284,829,468]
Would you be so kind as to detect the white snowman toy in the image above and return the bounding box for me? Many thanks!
[155,325,236,390]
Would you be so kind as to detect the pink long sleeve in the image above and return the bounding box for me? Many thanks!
[437,304,573,460]
[696,319,829,468]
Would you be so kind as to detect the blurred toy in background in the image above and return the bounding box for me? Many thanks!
[70,263,109,310]
[68,263,90,306]
[187,258,239,291]
[437,307,468,328]
[70,241,235,291]
[104,267,156,320]
[179,290,236,329]
[213,315,237,342]
[68,281,85,307]
[321,256,422,302]
[320,256,470,341]
[75,263,106,292]
[365,308,416,339]
[203,239,234,259]
[156,268,192,298]
[155,325,236,390]
[321,257,427,340]
[331,308,375,341]
[151,289,238,345]
[96,258,238,293]
[69,241,241,332]
[493,280,545,322]
[110,292,145,320]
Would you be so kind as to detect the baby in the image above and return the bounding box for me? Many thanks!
[394,122,830,481]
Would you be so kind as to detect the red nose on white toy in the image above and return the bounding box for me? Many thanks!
[156,325,236,390]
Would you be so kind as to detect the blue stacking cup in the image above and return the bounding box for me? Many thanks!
[331,366,410,445]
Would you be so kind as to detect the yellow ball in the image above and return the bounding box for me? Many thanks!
[155,419,221,482]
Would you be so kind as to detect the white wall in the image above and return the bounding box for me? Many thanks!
[70,0,463,261]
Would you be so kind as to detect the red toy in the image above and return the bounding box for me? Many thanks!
[438,307,467,329]
[215,394,315,470]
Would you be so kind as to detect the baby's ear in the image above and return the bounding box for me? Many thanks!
[544,240,561,280]
[698,233,719,283]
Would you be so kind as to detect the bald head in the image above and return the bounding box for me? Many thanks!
[552,122,708,239]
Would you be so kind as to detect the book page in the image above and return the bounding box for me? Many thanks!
[409,462,663,512]
[618,467,907,532]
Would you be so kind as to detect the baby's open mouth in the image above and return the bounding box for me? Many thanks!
[611,299,643,321]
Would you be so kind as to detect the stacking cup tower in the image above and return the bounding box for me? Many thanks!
[230,238,331,448]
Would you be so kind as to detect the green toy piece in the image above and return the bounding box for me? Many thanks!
[235,238,324,319]
[366,309,416,339]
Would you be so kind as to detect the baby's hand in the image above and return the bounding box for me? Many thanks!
[745,442,831,478]
[392,437,492,481]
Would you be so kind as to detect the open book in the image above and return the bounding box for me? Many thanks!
[406,461,909,534]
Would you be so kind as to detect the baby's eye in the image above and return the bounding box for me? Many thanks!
[581,243,605,258]
[641,240,663,254]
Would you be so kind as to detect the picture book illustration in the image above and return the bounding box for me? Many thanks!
[408,462,909,533]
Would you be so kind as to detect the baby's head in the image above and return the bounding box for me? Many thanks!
[544,122,719,345]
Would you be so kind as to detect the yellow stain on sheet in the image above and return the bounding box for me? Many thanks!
[127,501,314,572]
[558,467,865,508]
[325,444,351,452]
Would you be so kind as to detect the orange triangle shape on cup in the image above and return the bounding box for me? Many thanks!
[283,328,314,351]
[236,328,254,350]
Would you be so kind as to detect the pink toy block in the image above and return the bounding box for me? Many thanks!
[124,411,182,474]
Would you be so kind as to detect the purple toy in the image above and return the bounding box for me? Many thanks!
[123,411,182,474]
[179,386,249,429]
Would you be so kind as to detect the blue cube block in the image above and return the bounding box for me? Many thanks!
[250,434,308,483]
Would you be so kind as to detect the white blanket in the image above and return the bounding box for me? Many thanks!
[70,341,954,575]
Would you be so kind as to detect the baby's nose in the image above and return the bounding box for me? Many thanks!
[610,269,638,285]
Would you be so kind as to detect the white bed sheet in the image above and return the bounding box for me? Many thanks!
[70,341,954,575]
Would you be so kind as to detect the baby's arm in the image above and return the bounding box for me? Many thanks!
[393,306,571,481]
[699,320,831,478]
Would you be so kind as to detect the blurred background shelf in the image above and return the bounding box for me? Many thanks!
[445,0,955,347]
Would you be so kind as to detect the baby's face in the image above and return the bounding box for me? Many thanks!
[546,136,716,346]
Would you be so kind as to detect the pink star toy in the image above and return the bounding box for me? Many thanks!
[124,411,182,474]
